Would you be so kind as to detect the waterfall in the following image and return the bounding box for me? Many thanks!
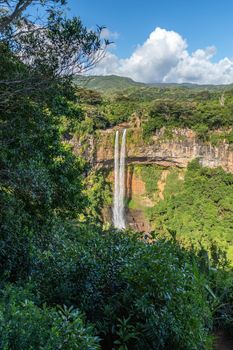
[113,129,127,229]
[118,129,126,229]
[113,130,119,227]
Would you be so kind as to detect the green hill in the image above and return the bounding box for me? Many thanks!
[75,74,233,92]
[74,74,146,91]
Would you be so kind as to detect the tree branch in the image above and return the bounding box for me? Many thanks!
[0,0,33,32]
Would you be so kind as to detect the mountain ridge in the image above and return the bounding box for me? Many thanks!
[75,74,233,91]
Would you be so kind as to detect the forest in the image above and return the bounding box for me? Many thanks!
[0,1,233,349]
[75,76,233,144]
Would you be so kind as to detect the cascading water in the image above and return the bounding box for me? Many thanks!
[113,129,127,229]
[118,129,126,228]
[113,130,119,227]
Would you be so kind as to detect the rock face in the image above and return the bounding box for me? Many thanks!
[126,209,151,232]
[70,127,233,232]
[105,167,152,232]
[69,135,95,164]
[125,167,152,232]
[95,128,233,173]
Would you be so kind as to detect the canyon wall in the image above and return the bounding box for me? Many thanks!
[70,127,233,232]
[95,127,233,173]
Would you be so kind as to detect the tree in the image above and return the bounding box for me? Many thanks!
[0,1,109,280]
[0,0,109,104]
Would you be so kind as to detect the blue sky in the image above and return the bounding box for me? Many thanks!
[68,0,233,84]
[70,0,233,60]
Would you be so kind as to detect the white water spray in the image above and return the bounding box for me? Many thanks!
[113,129,127,229]
[113,130,119,226]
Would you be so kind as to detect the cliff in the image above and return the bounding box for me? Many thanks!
[70,127,233,232]
[95,127,233,173]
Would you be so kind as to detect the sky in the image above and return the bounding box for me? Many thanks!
[68,0,233,84]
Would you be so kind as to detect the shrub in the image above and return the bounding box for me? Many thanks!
[31,227,212,350]
[208,268,233,335]
[148,160,233,260]
[0,285,100,350]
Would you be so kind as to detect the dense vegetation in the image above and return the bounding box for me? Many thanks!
[129,162,233,344]
[137,161,233,261]
[0,2,233,349]
[76,76,233,144]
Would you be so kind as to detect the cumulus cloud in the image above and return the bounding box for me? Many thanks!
[92,27,233,84]
[100,28,119,40]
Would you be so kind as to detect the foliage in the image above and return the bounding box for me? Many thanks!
[0,1,109,104]
[1,2,233,349]
[77,76,233,145]
[143,97,233,139]
[188,244,233,337]
[147,160,233,261]
[82,169,112,223]
[0,0,111,284]
[0,93,86,280]
[75,75,145,92]
[140,165,163,198]
[31,227,212,350]
[0,285,100,350]
[210,269,233,334]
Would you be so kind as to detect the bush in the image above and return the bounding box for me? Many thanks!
[148,160,233,260]
[31,227,212,350]
[0,285,100,350]
[207,267,233,335]
[193,124,209,141]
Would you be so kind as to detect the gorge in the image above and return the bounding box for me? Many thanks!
[2,0,233,346]
[71,125,233,234]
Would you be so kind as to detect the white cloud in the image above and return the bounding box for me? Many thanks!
[93,27,233,84]
[100,28,119,40]
[93,52,120,75]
